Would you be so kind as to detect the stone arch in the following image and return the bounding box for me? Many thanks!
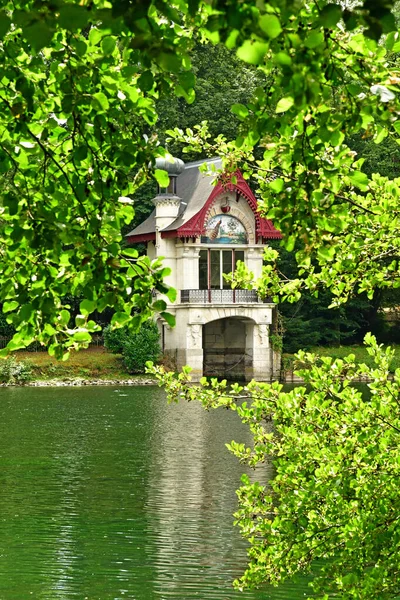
[194,305,271,326]
[202,315,256,381]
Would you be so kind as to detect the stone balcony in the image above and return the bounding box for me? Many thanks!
[180,289,267,304]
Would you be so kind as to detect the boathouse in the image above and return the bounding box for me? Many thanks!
[126,157,282,381]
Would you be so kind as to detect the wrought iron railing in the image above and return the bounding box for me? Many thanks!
[180,289,265,304]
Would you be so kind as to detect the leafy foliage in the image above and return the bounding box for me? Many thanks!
[149,334,400,599]
[104,321,161,373]
[0,0,193,357]
[0,355,32,383]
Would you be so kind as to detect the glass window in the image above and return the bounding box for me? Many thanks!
[199,250,208,290]
[234,250,244,268]
[210,250,221,289]
[198,249,245,290]
[222,250,233,289]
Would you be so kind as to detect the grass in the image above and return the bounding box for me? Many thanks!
[15,347,134,381]
[283,343,400,373]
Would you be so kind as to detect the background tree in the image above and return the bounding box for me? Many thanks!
[126,40,266,234]
[269,244,385,352]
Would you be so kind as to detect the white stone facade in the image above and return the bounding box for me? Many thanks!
[157,191,279,382]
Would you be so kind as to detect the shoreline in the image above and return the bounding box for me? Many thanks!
[0,377,157,387]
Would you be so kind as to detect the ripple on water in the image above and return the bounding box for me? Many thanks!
[0,386,311,599]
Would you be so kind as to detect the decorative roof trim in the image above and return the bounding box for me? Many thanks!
[161,170,282,241]
[125,232,156,244]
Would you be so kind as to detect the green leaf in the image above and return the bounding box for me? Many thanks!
[392,40,400,52]
[319,5,342,28]
[178,71,195,91]
[175,84,196,104]
[231,103,249,119]
[92,92,109,111]
[160,311,176,327]
[0,11,11,38]
[80,299,96,316]
[3,301,18,313]
[349,171,369,190]
[101,36,116,55]
[72,39,87,57]
[269,178,284,192]
[237,40,269,65]
[158,52,182,72]
[276,97,294,113]
[154,169,170,187]
[122,248,139,258]
[330,130,345,146]
[259,14,282,39]
[89,28,103,46]
[304,30,325,49]
[59,310,71,326]
[19,304,34,322]
[58,5,90,30]
[166,287,177,303]
[375,126,388,144]
[23,22,54,51]
[274,52,292,66]
[74,145,88,162]
[123,86,139,103]
[385,31,397,51]
[153,299,167,311]
[111,312,131,327]
[73,331,92,342]
[138,71,154,92]
[318,245,336,262]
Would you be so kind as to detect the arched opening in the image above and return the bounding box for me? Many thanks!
[202,317,254,381]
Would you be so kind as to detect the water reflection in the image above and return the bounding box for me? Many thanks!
[0,386,310,599]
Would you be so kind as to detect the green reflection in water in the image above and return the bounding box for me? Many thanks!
[0,386,312,599]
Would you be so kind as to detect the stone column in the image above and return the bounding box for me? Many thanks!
[184,323,203,382]
[252,323,271,381]
[242,320,253,381]
[176,245,200,292]
[246,247,264,281]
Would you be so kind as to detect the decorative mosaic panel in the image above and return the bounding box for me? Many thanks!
[201,214,248,244]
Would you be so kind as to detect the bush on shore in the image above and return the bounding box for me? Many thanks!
[103,322,161,374]
[0,356,32,384]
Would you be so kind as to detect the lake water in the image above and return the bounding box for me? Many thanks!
[0,385,311,599]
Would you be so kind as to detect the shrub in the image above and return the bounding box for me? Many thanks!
[0,356,32,384]
[104,321,161,374]
[103,324,129,354]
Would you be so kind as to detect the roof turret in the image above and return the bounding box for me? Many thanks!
[154,155,185,176]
